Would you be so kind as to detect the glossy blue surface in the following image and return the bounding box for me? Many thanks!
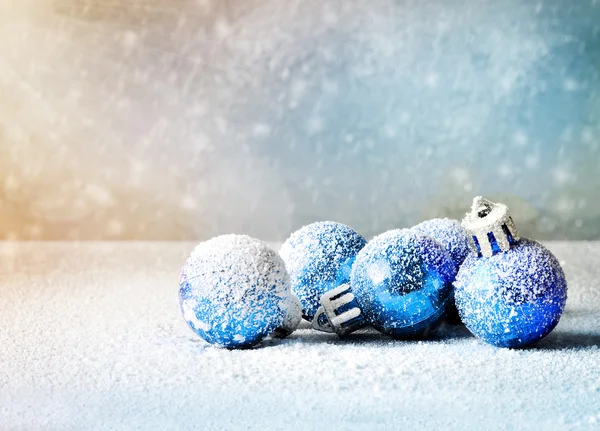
[179,282,285,348]
[454,239,567,348]
[280,222,367,320]
[351,229,456,338]
[179,236,288,348]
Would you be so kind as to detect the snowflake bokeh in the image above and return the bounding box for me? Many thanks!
[0,0,599,240]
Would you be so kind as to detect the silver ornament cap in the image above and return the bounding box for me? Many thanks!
[312,283,367,337]
[462,196,520,257]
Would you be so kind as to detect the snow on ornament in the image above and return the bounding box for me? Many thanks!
[411,218,471,268]
[411,218,471,324]
[454,197,568,348]
[179,234,294,349]
[279,222,367,321]
[313,229,456,338]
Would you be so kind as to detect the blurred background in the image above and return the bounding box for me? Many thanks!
[0,0,599,241]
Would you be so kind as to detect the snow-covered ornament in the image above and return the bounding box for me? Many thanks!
[179,235,292,348]
[454,197,568,348]
[316,229,455,338]
[411,218,470,268]
[411,218,471,323]
[279,222,367,321]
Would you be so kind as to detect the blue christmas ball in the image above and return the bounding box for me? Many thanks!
[411,218,471,324]
[279,221,367,320]
[179,234,289,348]
[411,218,471,269]
[454,239,567,348]
[350,229,456,338]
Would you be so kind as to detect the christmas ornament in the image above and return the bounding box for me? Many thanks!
[411,218,471,324]
[279,221,367,320]
[454,197,568,348]
[179,234,292,348]
[317,229,455,338]
[411,218,470,268]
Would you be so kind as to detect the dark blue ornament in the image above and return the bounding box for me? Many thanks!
[454,197,567,348]
[280,221,367,320]
[179,235,290,349]
[412,218,470,268]
[350,229,456,338]
[411,218,471,324]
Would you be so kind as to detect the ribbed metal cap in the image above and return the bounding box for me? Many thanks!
[462,197,520,257]
[312,283,367,337]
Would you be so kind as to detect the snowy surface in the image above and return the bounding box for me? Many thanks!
[1,241,599,430]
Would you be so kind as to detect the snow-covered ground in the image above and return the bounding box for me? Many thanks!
[1,241,599,430]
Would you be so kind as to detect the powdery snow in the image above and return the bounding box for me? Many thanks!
[0,241,598,430]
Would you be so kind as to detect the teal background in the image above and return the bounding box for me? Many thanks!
[0,0,599,240]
